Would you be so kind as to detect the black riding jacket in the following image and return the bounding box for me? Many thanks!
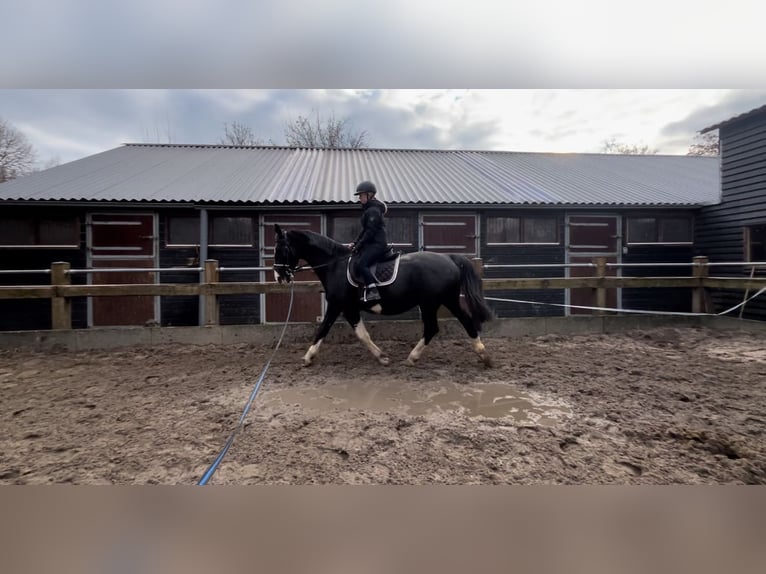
[354,197,388,251]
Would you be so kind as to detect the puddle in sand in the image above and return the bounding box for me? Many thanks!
[262,381,571,425]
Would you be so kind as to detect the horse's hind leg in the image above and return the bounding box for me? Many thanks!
[405,305,439,366]
[345,309,390,366]
[443,299,492,367]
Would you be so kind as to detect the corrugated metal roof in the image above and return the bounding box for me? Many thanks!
[0,143,721,206]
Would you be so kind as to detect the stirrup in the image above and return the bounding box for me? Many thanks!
[361,285,381,303]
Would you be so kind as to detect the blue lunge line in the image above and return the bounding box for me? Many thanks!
[197,284,294,485]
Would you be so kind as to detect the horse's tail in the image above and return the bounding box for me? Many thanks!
[448,254,494,327]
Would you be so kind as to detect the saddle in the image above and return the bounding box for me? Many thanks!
[347,248,401,288]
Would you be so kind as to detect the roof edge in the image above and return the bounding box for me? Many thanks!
[701,103,766,133]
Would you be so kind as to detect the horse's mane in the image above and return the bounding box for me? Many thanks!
[289,229,350,256]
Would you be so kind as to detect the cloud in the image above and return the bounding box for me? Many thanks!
[657,90,766,152]
[3,89,766,167]
[14,123,103,159]
[661,90,766,136]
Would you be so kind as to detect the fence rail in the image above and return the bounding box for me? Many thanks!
[1,257,765,330]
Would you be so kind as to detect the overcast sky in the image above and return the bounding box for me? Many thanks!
[2,1,765,167]
[2,89,766,167]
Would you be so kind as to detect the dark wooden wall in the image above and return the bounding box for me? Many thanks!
[621,245,694,313]
[695,110,766,320]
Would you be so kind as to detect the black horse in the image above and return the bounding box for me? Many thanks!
[273,224,493,367]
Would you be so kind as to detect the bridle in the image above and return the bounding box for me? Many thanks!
[273,239,298,283]
[272,262,295,283]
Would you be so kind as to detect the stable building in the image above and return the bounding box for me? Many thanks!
[697,104,766,321]
[0,144,721,330]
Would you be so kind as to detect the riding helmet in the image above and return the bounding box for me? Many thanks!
[354,180,377,196]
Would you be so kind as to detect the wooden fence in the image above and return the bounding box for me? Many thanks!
[1,256,765,330]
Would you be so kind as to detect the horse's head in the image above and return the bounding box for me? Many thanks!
[273,224,300,284]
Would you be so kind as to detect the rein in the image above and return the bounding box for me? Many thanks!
[274,250,352,275]
[274,231,354,282]
[295,254,351,272]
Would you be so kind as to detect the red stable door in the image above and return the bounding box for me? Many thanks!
[87,213,157,326]
[566,215,621,315]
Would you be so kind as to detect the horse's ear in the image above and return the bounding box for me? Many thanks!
[274,224,284,238]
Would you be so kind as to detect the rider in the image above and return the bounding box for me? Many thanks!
[350,180,388,303]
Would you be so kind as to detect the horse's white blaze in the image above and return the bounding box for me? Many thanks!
[273,269,279,282]
[354,321,384,358]
[407,338,427,363]
[303,339,323,364]
[369,303,383,314]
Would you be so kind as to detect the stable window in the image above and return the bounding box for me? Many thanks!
[166,216,200,246]
[210,216,253,246]
[486,216,558,244]
[660,218,692,243]
[626,216,692,244]
[0,216,79,247]
[330,216,358,244]
[330,215,414,247]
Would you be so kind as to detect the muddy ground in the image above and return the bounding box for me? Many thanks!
[1,325,765,484]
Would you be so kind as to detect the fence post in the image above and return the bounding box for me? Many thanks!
[51,261,72,330]
[739,265,757,319]
[471,257,484,279]
[692,256,709,313]
[203,259,219,326]
[594,257,607,316]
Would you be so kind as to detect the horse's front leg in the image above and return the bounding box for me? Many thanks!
[303,304,341,366]
[344,308,390,366]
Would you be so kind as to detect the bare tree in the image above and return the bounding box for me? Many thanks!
[284,111,369,148]
[220,121,264,146]
[40,156,61,169]
[600,137,658,155]
[687,130,720,156]
[0,118,37,182]
[30,156,62,173]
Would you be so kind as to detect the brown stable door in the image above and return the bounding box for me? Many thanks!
[420,214,478,255]
[88,213,157,326]
[567,215,620,315]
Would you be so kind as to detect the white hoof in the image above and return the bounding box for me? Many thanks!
[472,337,492,367]
[303,341,322,367]
[405,338,426,366]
